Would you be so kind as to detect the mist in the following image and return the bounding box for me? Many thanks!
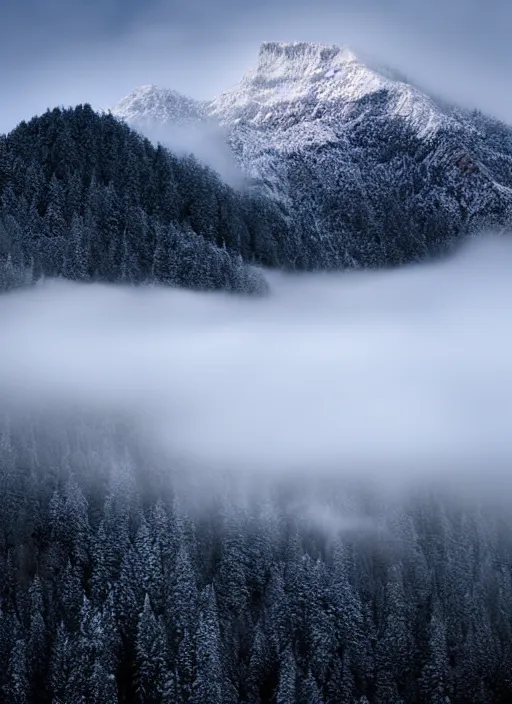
[137,119,245,186]
[1,234,511,493]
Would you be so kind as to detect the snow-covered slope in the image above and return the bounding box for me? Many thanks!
[210,41,459,138]
[111,42,512,268]
[112,84,207,125]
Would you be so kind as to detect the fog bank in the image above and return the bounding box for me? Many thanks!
[1,235,511,487]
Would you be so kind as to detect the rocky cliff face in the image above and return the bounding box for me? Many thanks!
[112,42,512,268]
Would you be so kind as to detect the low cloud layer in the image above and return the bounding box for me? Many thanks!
[1,235,512,488]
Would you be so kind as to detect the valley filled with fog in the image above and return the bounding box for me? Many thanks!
[2,235,511,487]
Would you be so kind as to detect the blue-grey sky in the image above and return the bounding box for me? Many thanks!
[1,0,511,133]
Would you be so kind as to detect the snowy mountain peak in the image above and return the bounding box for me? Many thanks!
[207,41,463,141]
[209,41,386,125]
[111,84,206,125]
[111,42,456,140]
[256,40,358,72]
[210,41,444,135]
[254,41,381,100]
[107,40,512,272]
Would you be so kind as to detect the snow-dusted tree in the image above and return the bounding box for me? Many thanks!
[3,638,29,704]
[276,644,298,704]
[190,584,227,704]
[135,594,171,703]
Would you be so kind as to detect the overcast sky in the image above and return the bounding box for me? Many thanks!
[1,0,511,133]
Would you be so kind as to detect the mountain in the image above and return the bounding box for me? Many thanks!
[0,105,299,293]
[113,41,512,268]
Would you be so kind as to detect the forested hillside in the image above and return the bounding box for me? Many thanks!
[0,105,299,294]
[1,412,511,703]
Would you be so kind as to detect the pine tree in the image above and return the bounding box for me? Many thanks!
[417,601,449,704]
[27,575,48,700]
[63,213,89,281]
[276,644,298,704]
[135,594,171,703]
[167,538,199,698]
[300,669,324,704]
[0,609,22,694]
[115,545,145,640]
[190,585,226,704]
[89,661,118,704]
[4,638,29,704]
[49,621,74,703]
[134,514,165,614]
